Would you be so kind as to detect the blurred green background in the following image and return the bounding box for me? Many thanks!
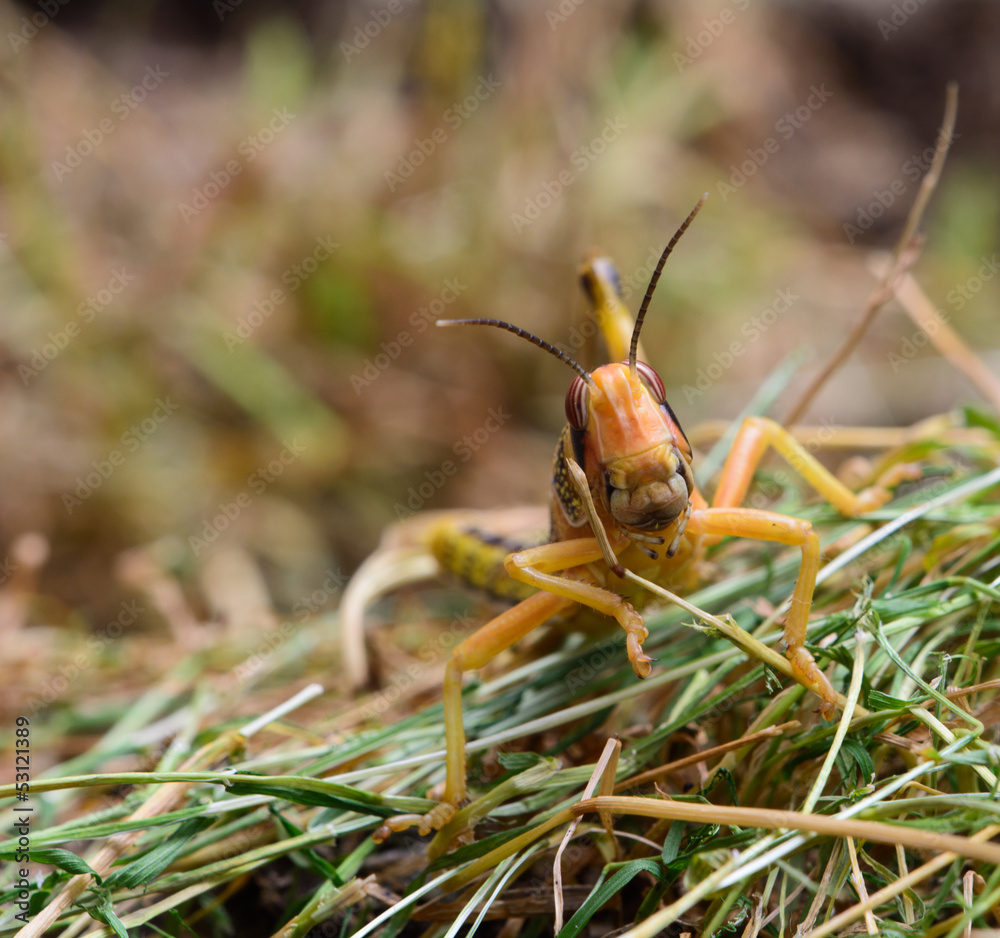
[2,0,999,737]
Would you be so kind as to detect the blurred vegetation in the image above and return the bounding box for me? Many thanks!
[1,0,1000,933]
[1,0,997,631]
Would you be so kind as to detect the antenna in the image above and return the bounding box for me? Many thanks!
[629,193,709,375]
[437,318,596,387]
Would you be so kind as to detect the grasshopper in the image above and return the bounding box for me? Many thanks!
[348,196,914,843]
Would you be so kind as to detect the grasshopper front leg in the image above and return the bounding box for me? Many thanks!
[504,538,654,678]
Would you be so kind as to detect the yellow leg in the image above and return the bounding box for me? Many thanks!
[373,533,660,842]
[579,254,647,365]
[712,416,917,515]
[373,589,575,842]
[686,507,835,713]
[698,418,918,710]
[504,538,653,678]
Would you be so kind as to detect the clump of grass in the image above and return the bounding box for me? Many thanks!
[2,35,997,937]
[3,405,1000,937]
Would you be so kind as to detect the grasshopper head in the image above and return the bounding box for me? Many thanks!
[438,196,708,536]
[565,361,693,531]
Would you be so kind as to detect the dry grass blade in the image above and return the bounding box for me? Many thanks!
[8,439,1000,936]
[784,81,959,424]
[569,797,1000,865]
[846,836,879,935]
[806,826,1000,938]
[890,271,1000,410]
[4,10,1000,938]
[615,721,799,791]
[553,737,620,934]
[963,869,976,938]
[799,627,868,815]
[12,732,242,938]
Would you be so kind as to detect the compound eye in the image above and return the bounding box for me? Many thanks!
[565,375,589,429]
[635,361,667,403]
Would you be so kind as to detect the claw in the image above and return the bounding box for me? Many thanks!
[630,654,653,679]
[371,802,458,844]
[622,607,653,678]
[420,801,457,834]
[855,463,924,512]
[786,644,838,715]
[626,634,653,678]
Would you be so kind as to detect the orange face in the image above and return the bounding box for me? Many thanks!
[565,362,693,531]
